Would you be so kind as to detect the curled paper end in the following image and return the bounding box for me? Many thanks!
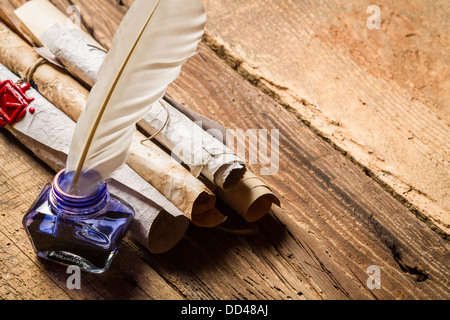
[217,171,281,223]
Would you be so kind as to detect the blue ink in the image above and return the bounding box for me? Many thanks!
[23,170,134,273]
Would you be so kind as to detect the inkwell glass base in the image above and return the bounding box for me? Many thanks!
[23,170,135,274]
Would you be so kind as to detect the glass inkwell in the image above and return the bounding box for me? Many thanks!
[23,170,135,273]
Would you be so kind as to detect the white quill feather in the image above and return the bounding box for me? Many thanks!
[65,0,206,193]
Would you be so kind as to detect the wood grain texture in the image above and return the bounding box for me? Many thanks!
[200,0,450,235]
[0,0,449,300]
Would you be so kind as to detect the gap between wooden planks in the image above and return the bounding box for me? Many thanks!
[0,0,449,300]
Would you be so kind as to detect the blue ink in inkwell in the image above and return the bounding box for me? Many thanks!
[23,170,134,273]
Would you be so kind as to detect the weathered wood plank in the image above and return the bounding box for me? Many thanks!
[200,0,450,235]
[0,131,184,300]
[0,0,449,300]
[165,42,450,299]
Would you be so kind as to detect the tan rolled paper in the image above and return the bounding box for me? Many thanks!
[0,22,225,227]
[0,63,188,253]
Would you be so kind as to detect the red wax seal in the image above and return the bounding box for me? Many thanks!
[0,80,35,127]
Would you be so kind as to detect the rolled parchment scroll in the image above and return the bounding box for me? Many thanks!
[13,0,100,45]
[8,0,281,223]
[0,63,188,254]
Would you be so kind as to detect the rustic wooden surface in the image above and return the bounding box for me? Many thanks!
[0,0,449,300]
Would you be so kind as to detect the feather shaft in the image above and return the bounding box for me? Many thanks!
[72,4,158,187]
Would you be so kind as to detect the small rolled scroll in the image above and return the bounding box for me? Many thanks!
[14,0,247,192]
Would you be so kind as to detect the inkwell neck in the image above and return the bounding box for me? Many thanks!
[50,170,109,215]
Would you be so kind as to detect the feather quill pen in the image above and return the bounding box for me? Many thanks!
[65,0,206,194]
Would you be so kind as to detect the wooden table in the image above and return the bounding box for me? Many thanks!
[0,0,449,300]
